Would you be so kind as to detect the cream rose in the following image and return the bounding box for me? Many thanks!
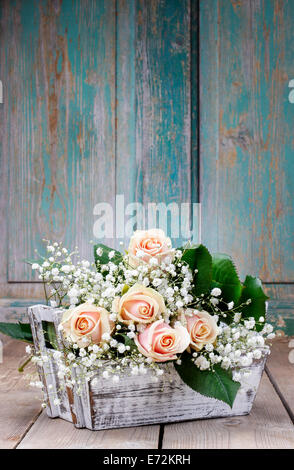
[128,228,174,268]
[112,284,165,324]
[185,310,218,351]
[135,319,190,362]
[61,303,114,348]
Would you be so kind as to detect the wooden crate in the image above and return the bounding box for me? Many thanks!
[28,305,267,431]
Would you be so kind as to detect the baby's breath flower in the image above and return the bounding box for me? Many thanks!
[211,287,221,297]
[96,247,103,256]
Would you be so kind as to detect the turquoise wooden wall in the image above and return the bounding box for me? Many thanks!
[0,0,293,332]
[200,0,294,334]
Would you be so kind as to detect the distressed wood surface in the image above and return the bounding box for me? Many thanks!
[200,0,294,283]
[0,0,116,285]
[0,337,293,448]
[266,337,294,419]
[17,411,160,449]
[136,0,197,245]
[115,0,137,249]
[0,0,293,330]
[87,356,264,430]
[0,340,42,449]
[263,285,294,336]
[162,373,294,449]
[28,305,73,421]
[0,0,198,307]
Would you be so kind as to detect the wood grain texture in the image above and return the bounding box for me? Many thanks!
[266,336,294,419]
[116,0,138,248]
[162,373,294,449]
[136,0,196,244]
[87,356,265,430]
[200,0,294,282]
[0,340,42,449]
[0,0,116,283]
[17,411,160,449]
[262,285,294,336]
[0,0,197,298]
[1,0,293,333]
[28,305,73,421]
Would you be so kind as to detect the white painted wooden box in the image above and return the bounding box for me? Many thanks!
[28,305,267,431]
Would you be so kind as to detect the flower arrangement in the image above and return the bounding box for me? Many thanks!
[0,229,274,408]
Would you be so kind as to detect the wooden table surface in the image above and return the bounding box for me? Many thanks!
[1,338,294,449]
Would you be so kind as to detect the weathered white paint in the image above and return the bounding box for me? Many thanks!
[28,305,267,431]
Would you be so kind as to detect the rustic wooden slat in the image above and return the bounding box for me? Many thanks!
[115,0,139,248]
[0,340,42,449]
[200,0,294,282]
[1,0,116,282]
[266,337,294,420]
[17,411,160,449]
[264,284,294,302]
[162,373,294,449]
[136,0,195,244]
[28,305,73,421]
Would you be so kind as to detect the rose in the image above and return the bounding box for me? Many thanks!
[112,284,165,325]
[135,319,190,362]
[128,228,174,268]
[185,310,218,351]
[61,303,114,348]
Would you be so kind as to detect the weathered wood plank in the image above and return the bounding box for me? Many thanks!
[1,0,116,282]
[266,337,294,419]
[162,373,294,449]
[264,284,294,302]
[200,0,294,282]
[0,340,42,449]
[136,0,195,244]
[17,411,160,449]
[115,0,138,248]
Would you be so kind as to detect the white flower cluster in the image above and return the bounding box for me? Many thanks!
[32,242,194,325]
[32,241,123,310]
[190,317,274,377]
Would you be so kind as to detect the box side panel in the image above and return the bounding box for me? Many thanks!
[88,357,266,430]
[28,305,73,423]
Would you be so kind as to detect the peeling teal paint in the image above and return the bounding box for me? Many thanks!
[1,0,293,332]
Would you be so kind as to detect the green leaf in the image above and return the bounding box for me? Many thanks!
[94,243,122,268]
[181,244,213,296]
[211,253,242,304]
[0,322,33,343]
[115,332,136,351]
[238,275,269,330]
[42,321,58,350]
[0,321,58,349]
[174,352,240,408]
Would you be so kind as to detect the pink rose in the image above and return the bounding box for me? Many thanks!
[128,229,174,268]
[112,284,165,325]
[135,320,190,362]
[61,303,114,348]
[185,310,218,351]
